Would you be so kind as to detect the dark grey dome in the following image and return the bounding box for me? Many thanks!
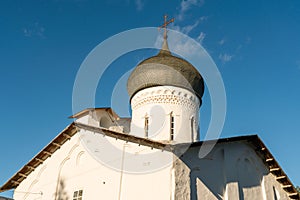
[127,49,204,101]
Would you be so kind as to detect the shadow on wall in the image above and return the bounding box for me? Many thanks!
[178,145,269,200]
[237,157,264,199]
[54,179,69,200]
[189,148,226,200]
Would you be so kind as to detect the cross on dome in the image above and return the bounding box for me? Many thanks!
[158,14,174,54]
[158,14,174,40]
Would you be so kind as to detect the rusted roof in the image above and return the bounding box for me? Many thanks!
[1,124,298,199]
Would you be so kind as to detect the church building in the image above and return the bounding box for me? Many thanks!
[1,19,299,200]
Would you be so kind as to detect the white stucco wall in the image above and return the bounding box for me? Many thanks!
[13,130,293,200]
[76,109,130,134]
[13,107,294,200]
[130,86,200,143]
[174,141,291,200]
[14,130,173,200]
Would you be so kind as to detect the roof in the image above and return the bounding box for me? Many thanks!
[0,196,14,200]
[0,123,77,193]
[127,41,204,100]
[69,107,119,119]
[1,124,299,199]
[184,135,300,199]
[0,122,171,193]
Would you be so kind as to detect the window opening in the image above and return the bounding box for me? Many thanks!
[144,113,149,138]
[73,190,83,200]
[170,112,174,140]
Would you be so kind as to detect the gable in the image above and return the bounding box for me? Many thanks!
[1,122,299,199]
[0,122,172,193]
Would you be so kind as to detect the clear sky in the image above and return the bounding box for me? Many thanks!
[1,0,300,198]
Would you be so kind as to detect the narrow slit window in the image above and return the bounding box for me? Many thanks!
[170,112,174,140]
[144,114,149,138]
[191,116,194,141]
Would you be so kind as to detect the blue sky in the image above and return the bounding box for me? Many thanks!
[1,0,300,197]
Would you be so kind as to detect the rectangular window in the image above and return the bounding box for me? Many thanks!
[73,190,83,200]
[170,112,174,140]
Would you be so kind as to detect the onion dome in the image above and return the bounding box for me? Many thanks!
[127,31,204,102]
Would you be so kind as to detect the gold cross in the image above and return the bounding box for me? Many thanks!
[158,14,174,38]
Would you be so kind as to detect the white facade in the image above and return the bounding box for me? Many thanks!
[174,142,291,200]
[130,86,200,143]
[10,110,295,200]
[14,124,174,200]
